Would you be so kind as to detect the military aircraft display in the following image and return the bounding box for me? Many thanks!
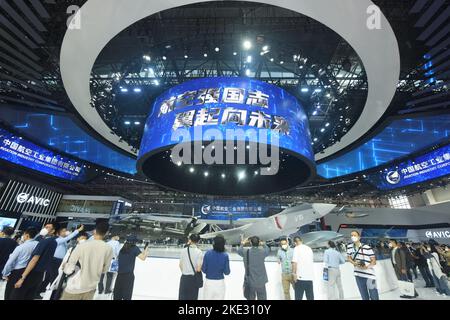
[110,203,336,245]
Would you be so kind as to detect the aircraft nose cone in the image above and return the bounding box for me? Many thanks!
[312,203,336,216]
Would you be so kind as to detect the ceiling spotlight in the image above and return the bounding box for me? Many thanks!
[301,87,309,93]
[189,167,195,173]
[233,52,238,56]
[326,93,331,98]
[215,47,220,52]
[270,58,274,62]
[204,171,209,177]
[320,128,325,133]
[221,173,226,179]
[246,145,250,149]
[238,170,246,181]
[143,55,151,61]
[176,161,182,166]
[184,55,188,59]
[313,137,318,142]
[162,56,167,60]
[124,121,131,125]
[134,121,141,125]
[243,40,252,50]
[133,88,142,93]
[153,80,160,86]
[245,69,251,76]
[280,61,284,64]
[204,53,208,58]
[314,88,322,93]
[312,111,318,116]
[247,56,252,63]
[120,88,128,93]
[325,122,330,127]
[254,170,259,175]
[262,45,269,51]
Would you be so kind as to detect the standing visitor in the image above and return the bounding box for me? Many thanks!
[99,235,121,295]
[276,239,294,300]
[9,223,57,300]
[346,230,379,300]
[238,236,270,300]
[113,235,149,300]
[178,234,203,300]
[411,243,434,287]
[38,224,84,296]
[0,227,17,274]
[60,222,113,300]
[323,241,345,300]
[389,239,418,298]
[292,237,315,300]
[202,235,230,300]
[1,228,38,300]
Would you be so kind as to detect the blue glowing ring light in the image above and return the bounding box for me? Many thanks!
[137,77,315,195]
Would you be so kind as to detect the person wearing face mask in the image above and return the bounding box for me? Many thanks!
[1,228,38,300]
[276,239,294,300]
[9,222,58,300]
[37,224,85,297]
[346,231,379,300]
[45,231,89,300]
[323,241,345,300]
[61,222,113,300]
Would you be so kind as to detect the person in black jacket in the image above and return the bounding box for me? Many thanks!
[389,240,418,299]
[411,243,434,287]
[0,227,17,274]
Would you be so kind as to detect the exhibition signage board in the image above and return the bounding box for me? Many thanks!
[199,200,273,220]
[0,127,87,182]
[0,180,62,217]
[368,144,450,190]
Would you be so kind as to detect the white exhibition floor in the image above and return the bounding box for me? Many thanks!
[101,247,450,301]
[1,247,449,300]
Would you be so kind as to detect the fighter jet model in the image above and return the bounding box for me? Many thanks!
[111,203,336,244]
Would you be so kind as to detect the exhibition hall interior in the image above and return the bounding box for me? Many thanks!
[0,0,449,302]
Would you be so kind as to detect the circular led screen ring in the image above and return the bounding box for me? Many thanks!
[60,0,399,162]
[137,77,316,196]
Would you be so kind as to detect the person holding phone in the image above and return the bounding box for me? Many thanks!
[113,235,149,300]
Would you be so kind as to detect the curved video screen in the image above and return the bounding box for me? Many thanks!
[138,77,313,161]
[137,77,315,195]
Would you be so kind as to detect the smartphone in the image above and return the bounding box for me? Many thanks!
[144,241,149,249]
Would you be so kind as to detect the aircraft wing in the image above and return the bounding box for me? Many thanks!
[200,224,253,243]
[115,213,227,225]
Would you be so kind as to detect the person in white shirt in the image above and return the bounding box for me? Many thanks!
[98,235,121,294]
[291,237,315,300]
[61,222,113,300]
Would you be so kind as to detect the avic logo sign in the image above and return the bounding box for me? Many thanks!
[386,171,401,185]
[16,193,51,207]
[425,230,450,239]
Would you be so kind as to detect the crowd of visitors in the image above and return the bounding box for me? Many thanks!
[1,223,449,300]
